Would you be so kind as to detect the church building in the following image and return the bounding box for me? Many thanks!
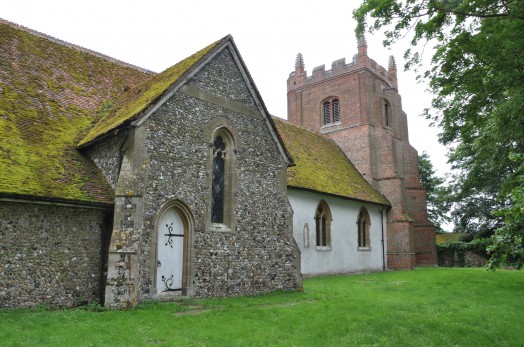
[0,19,435,309]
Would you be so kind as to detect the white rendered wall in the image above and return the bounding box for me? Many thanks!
[288,188,387,275]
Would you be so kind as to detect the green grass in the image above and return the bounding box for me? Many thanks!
[2,268,523,346]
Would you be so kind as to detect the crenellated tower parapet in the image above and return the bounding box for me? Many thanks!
[287,37,398,94]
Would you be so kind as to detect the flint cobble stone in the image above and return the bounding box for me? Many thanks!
[0,201,110,308]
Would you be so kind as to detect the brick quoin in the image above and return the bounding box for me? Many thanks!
[286,37,437,269]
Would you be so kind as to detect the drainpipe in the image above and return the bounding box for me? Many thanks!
[380,206,386,271]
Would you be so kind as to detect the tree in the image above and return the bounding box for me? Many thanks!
[418,151,450,232]
[487,154,524,269]
[354,0,524,266]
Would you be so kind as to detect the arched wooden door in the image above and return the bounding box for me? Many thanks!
[156,207,185,294]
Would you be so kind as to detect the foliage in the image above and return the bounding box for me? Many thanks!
[418,151,451,231]
[488,153,524,269]
[354,0,524,265]
[1,268,524,346]
[75,298,107,312]
[436,239,491,267]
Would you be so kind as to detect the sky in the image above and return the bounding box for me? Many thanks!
[2,0,449,175]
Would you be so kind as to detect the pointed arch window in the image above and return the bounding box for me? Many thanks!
[357,208,371,249]
[321,97,341,125]
[210,128,236,230]
[315,201,332,248]
[212,136,226,223]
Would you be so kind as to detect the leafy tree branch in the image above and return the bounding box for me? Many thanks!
[354,0,524,267]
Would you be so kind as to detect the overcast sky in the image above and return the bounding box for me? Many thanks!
[2,0,449,175]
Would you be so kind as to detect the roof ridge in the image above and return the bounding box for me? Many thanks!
[0,18,155,75]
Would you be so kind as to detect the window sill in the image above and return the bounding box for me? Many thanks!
[321,121,341,127]
[320,121,342,134]
[357,247,371,252]
[315,246,332,252]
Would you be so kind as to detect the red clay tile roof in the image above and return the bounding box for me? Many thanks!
[0,20,151,203]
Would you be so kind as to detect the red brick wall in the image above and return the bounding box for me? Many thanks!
[414,224,438,265]
[387,221,416,269]
[287,72,362,132]
[328,126,373,181]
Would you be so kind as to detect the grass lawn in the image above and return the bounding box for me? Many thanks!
[1,267,523,346]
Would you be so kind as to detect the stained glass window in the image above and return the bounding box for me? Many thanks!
[212,136,226,223]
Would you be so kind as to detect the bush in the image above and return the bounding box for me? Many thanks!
[436,239,490,267]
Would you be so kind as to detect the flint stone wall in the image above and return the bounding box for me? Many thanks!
[0,200,111,308]
[143,92,299,298]
[437,248,487,268]
[147,48,300,298]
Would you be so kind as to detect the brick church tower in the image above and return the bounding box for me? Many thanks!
[287,37,437,269]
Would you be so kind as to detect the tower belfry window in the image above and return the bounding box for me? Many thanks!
[323,101,331,124]
[333,99,340,122]
[321,97,341,125]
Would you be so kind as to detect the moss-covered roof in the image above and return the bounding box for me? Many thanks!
[78,36,226,147]
[0,20,151,203]
[0,20,379,206]
[273,117,390,206]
